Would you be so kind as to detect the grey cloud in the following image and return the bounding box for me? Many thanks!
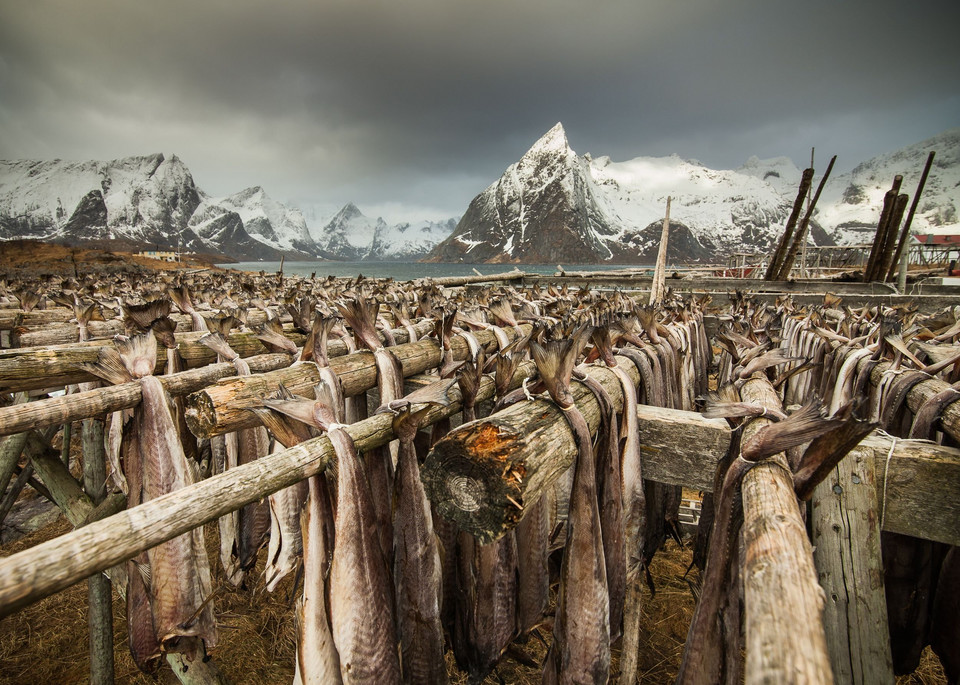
[1,0,958,221]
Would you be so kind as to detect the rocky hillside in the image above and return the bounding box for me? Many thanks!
[428,124,957,264]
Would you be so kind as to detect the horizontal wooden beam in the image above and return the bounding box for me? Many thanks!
[0,321,432,437]
[0,367,517,617]
[0,328,307,393]
[184,322,525,439]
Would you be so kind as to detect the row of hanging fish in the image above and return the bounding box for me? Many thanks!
[689,292,959,684]
[76,276,713,683]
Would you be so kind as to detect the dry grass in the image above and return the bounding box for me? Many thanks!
[0,513,947,685]
[0,514,698,684]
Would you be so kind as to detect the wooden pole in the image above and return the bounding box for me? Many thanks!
[0,408,957,617]
[864,176,903,282]
[0,321,433,436]
[82,418,114,685]
[650,197,672,305]
[875,193,910,283]
[811,438,893,684]
[775,156,836,281]
[739,376,834,684]
[0,328,308,394]
[184,321,520,439]
[0,367,506,616]
[885,151,936,283]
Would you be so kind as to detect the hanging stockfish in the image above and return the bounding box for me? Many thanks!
[252,385,341,683]
[677,401,847,685]
[79,332,217,673]
[530,324,611,685]
[247,393,310,593]
[168,285,209,332]
[576,325,626,641]
[198,332,271,584]
[324,394,402,682]
[388,394,452,685]
[446,352,520,681]
[338,295,403,562]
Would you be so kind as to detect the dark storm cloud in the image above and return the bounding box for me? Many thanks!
[1,0,958,221]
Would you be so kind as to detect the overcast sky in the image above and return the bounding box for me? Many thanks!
[1,0,958,224]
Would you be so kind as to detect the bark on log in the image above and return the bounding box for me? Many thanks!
[811,440,894,685]
[0,307,279,333]
[739,376,834,685]
[10,311,285,348]
[422,356,729,544]
[0,368,514,616]
[184,321,520,439]
[82,418,114,685]
[766,168,815,280]
[0,321,433,437]
[0,328,307,393]
[0,354,292,438]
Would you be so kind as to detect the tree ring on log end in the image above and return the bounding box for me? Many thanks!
[448,475,485,512]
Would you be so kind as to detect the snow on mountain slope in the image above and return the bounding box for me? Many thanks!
[429,123,806,263]
[190,186,317,255]
[315,203,385,260]
[817,128,960,243]
[0,153,206,250]
[365,218,457,260]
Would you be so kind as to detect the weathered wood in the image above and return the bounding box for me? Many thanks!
[0,328,307,393]
[650,197,672,305]
[811,439,894,685]
[0,306,280,333]
[0,320,433,437]
[766,168,815,280]
[864,433,960,547]
[82,418,114,685]
[739,377,834,685]
[0,369,511,616]
[774,155,836,281]
[423,356,729,543]
[0,354,292,438]
[28,435,94,527]
[10,311,284,348]
[184,321,520,439]
[886,151,936,283]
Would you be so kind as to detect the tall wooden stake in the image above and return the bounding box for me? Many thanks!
[650,196,672,305]
[885,151,936,282]
[82,418,114,685]
[775,156,836,281]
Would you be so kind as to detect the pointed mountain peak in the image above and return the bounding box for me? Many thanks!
[524,122,572,158]
[335,202,364,220]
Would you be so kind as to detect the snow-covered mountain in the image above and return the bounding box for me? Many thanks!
[0,154,311,259]
[816,128,959,243]
[428,123,958,263]
[314,203,456,260]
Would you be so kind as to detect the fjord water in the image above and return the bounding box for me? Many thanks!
[220,261,649,280]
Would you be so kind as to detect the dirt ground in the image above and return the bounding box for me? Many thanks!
[0,239,223,278]
[0,512,698,685]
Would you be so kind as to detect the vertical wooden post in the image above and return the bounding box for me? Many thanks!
[740,377,834,684]
[650,196,672,305]
[82,418,114,685]
[885,151,936,283]
[775,156,836,281]
[811,441,894,685]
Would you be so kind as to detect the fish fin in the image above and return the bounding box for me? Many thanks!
[198,332,238,361]
[76,347,134,386]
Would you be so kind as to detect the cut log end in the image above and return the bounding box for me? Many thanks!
[424,417,551,545]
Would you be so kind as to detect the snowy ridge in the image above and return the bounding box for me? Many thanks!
[428,123,958,263]
[314,203,457,260]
